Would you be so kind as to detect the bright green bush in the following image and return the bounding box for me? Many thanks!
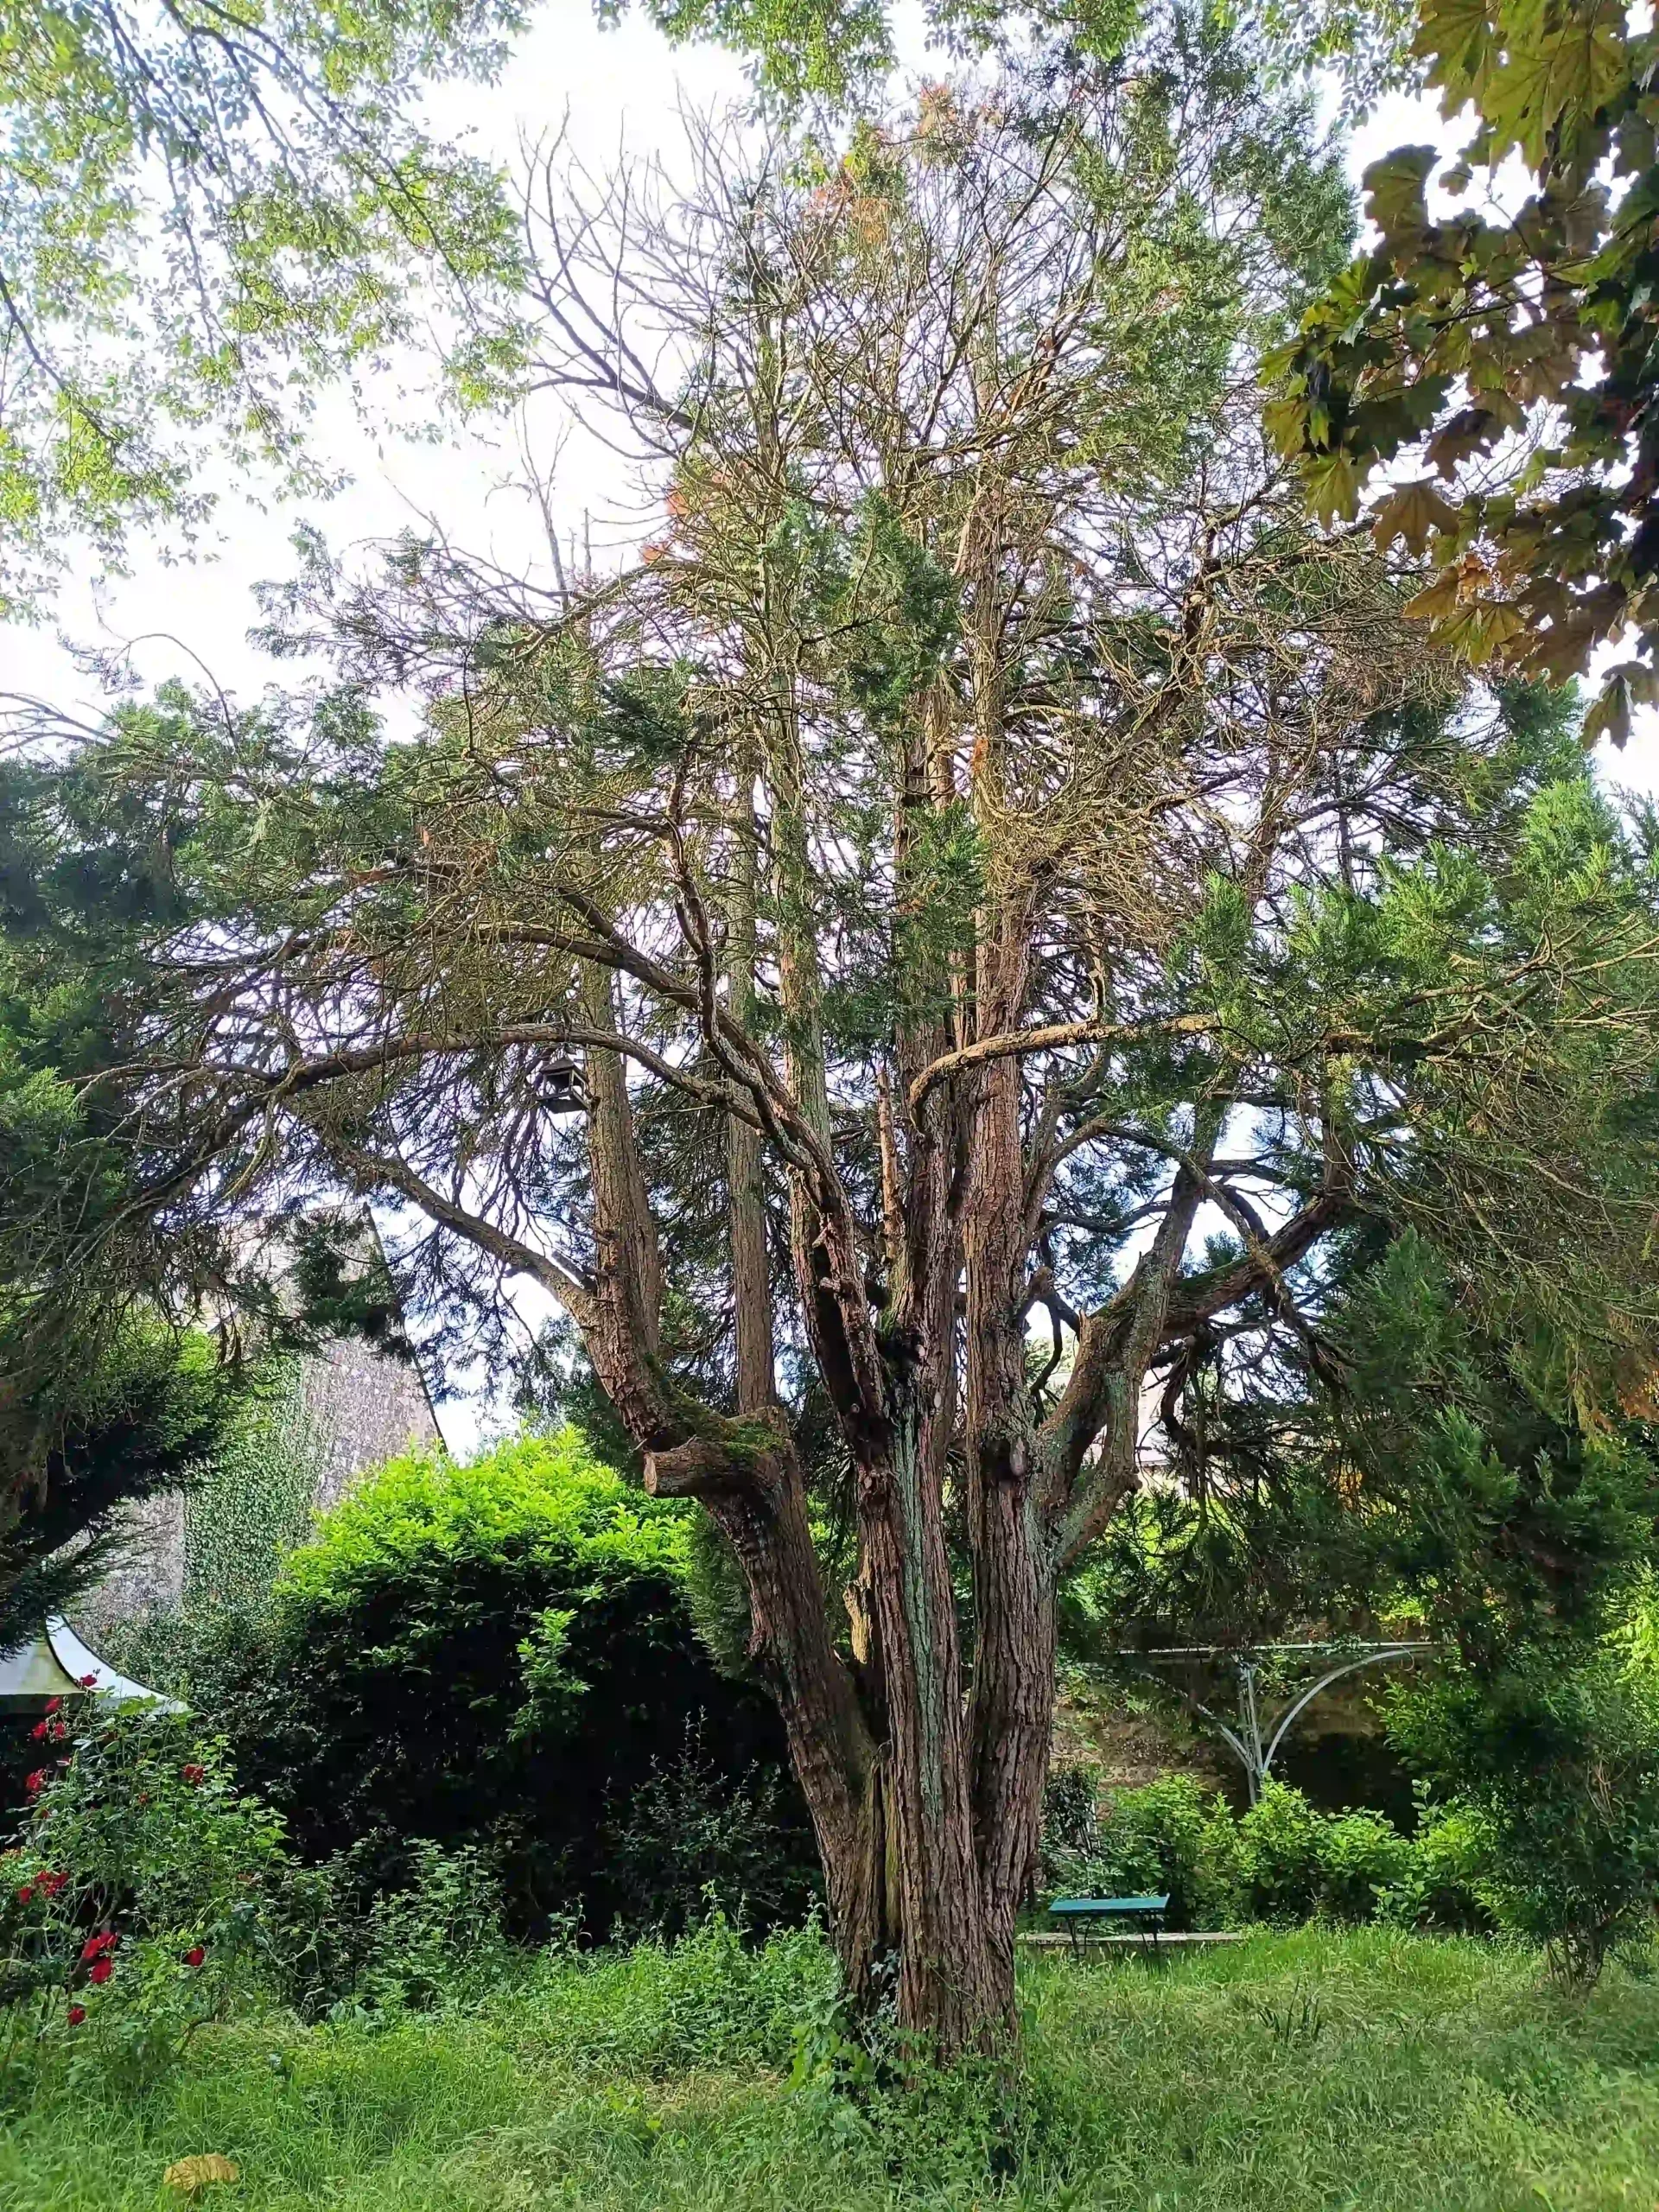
[1311,1808,1416,1923]
[130,1430,818,1942]
[1042,1772,1242,1929]
[1374,1800,1495,1936]
[1041,1771,1433,1930]
[1235,1782,1334,1923]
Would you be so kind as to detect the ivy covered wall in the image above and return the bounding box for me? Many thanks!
[75,1336,441,1639]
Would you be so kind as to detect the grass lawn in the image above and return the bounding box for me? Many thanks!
[5,1925,1659,2209]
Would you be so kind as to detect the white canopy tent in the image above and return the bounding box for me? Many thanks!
[0,1617,175,1711]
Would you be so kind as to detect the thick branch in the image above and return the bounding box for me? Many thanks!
[909,1012,1220,1114]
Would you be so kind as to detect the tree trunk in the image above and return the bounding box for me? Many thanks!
[842,1417,1013,2049]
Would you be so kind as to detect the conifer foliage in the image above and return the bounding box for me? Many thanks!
[7,28,1659,2051]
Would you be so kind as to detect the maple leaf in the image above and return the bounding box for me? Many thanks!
[1426,408,1498,478]
[1583,659,1659,748]
[1304,450,1363,525]
[1403,566,1464,621]
[1370,477,1464,556]
[1485,4,1629,173]
[1363,147,1439,245]
[1415,0,1501,103]
[1439,597,1528,664]
[1262,392,1311,459]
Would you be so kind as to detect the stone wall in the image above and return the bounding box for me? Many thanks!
[72,1335,441,1643]
[292,1336,442,1515]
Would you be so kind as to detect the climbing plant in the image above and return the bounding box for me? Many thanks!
[182,1362,329,1613]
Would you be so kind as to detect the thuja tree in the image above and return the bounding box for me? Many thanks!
[10,50,1659,2051]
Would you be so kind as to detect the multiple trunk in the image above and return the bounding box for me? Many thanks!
[560,881,1188,2054]
[561,908,1349,2054]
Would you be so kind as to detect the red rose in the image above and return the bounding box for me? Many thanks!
[15,1886,32,1904]
[66,2005,86,2027]
[37,1873,65,1897]
[43,1697,60,1715]
[23,1770,46,1795]
[87,1956,113,1985]
[181,1764,207,1785]
[79,1931,117,1961]
[29,1721,48,1742]
[183,1947,206,1968]
[78,1674,97,1688]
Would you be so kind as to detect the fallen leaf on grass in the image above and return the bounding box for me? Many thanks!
[162,2153,240,2193]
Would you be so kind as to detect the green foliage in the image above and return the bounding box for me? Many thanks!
[603,1733,825,1938]
[1268,0,1659,725]
[129,1430,817,1940]
[0,1313,245,1654]
[1385,1649,1659,1984]
[7,1929,1659,2206]
[0,0,527,606]
[0,1703,286,2090]
[1067,1217,1659,1672]
[181,1358,329,1613]
[1039,1770,1426,1932]
[1373,1798,1495,1936]
[1232,1782,1409,1925]
[1311,1806,1419,1924]
[347,1841,518,2018]
[1041,1771,1243,1929]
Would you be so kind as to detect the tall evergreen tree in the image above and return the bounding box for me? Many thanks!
[7,33,1659,2051]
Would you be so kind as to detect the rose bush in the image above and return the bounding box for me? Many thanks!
[0,1702,282,2091]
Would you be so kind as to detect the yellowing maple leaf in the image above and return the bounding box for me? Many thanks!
[1304,450,1362,525]
[1370,478,1464,556]
[1403,566,1463,620]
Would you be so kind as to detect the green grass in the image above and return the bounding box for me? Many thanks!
[6,1925,1659,2209]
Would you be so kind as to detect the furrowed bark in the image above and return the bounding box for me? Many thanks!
[645,1430,876,1942]
[963,1039,1055,1961]
[578,964,670,1444]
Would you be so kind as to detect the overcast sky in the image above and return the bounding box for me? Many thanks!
[7,14,1651,1452]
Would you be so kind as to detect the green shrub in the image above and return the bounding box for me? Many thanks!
[133,1431,817,1942]
[1386,1653,1659,1981]
[1040,1770,1421,1930]
[0,1703,286,2089]
[1375,1799,1496,1935]
[1236,1781,1332,1923]
[1042,1771,1240,1928]
[1315,1808,1417,1922]
[602,1728,822,1939]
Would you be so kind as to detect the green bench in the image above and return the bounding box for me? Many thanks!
[1048,1892,1170,1958]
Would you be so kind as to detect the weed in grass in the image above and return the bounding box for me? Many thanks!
[1255,1983,1326,2047]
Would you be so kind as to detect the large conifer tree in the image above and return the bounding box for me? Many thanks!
[8,25,1659,2050]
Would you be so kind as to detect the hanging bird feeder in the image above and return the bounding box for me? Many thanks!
[538,1055,588,1116]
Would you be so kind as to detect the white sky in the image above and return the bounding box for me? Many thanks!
[7,17,1654,1452]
